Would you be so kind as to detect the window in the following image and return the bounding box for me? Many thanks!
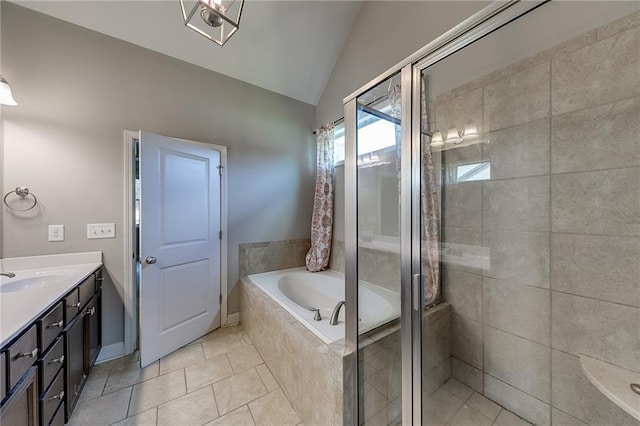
[334,122,345,164]
[456,162,491,182]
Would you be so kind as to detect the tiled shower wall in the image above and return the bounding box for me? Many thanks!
[439,12,639,426]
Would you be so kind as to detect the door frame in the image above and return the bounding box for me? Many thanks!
[122,130,228,356]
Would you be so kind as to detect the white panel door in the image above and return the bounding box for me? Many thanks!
[139,131,221,367]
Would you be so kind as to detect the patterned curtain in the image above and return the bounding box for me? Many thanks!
[306,123,335,272]
[388,82,440,305]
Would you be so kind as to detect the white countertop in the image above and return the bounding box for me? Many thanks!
[0,252,103,348]
[580,354,640,421]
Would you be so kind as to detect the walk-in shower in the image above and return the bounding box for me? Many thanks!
[342,1,640,425]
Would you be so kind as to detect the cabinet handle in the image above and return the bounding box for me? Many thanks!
[47,320,64,328]
[50,355,65,364]
[49,391,64,401]
[88,307,96,316]
[69,302,81,308]
[18,348,38,358]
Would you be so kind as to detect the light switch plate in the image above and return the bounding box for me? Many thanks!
[48,225,65,242]
[87,223,116,239]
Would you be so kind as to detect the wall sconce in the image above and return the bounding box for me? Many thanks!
[179,0,245,47]
[0,75,18,106]
[430,131,444,147]
[431,120,481,147]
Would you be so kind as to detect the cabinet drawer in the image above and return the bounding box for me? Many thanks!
[39,337,64,393]
[38,303,64,353]
[8,325,38,390]
[78,274,96,311]
[48,401,64,426]
[39,368,64,426]
[1,351,6,402]
[64,288,80,324]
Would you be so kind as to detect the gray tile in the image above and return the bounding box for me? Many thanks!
[483,230,550,289]
[483,278,550,345]
[157,386,219,426]
[551,292,640,372]
[205,405,255,426]
[484,326,550,402]
[552,26,640,115]
[552,97,640,173]
[128,369,186,416]
[596,11,640,40]
[551,408,588,426]
[452,358,483,394]
[185,354,235,392]
[423,387,466,423]
[443,268,482,321]
[212,368,268,415]
[484,374,550,426]
[442,227,484,273]
[484,62,550,131]
[483,177,550,232]
[422,306,452,372]
[255,363,279,392]
[68,386,132,426]
[201,332,250,359]
[227,345,263,374]
[443,143,484,171]
[103,360,159,395]
[448,404,493,426]
[423,358,452,396]
[551,350,639,426]
[248,389,301,426]
[451,314,483,369]
[111,408,157,426]
[483,119,550,179]
[159,343,204,375]
[552,233,640,307]
[435,88,483,135]
[441,378,474,402]
[79,363,111,401]
[466,392,502,421]
[493,409,534,426]
[443,182,483,228]
[552,168,640,236]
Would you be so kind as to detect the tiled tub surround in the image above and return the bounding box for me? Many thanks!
[436,11,640,426]
[239,239,311,278]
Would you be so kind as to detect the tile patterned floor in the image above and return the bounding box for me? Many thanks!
[68,325,302,426]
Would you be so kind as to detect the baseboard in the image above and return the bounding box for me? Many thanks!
[96,341,125,364]
[227,312,240,326]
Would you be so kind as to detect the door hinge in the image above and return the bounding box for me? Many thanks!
[217,165,223,176]
[219,230,222,240]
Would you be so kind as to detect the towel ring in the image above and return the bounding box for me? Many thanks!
[3,187,38,211]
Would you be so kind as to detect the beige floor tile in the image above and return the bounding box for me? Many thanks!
[79,364,111,401]
[205,405,255,426]
[104,360,159,395]
[111,408,157,426]
[466,392,502,421]
[202,332,249,359]
[423,387,465,423]
[185,354,235,392]
[159,343,205,374]
[128,369,186,416]
[448,405,493,426]
[256,364,279,392]
[212,368,268,415]
[68,387,131,426]
[227,345,263,373]
[494,409,534,426]
[157,385,219,426]
[248,389,300,426]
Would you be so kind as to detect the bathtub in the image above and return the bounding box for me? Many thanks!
[245,267,400,344]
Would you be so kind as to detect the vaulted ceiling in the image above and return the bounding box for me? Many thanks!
[10,1,364,105]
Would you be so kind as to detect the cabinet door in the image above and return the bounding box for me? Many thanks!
[64,314,85,420]
[0,366,38,426]
[0,351,6,403]
[84,292,101,372]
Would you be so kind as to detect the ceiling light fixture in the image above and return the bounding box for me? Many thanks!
[0,75,18,106]
[179,0,244,47]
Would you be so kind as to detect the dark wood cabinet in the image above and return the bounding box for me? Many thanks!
[0,366,38,426]
[0,267,102,426]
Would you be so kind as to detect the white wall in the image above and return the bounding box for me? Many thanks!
[316,1,490,126]
[1,3,316,346]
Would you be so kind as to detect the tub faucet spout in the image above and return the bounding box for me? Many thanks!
[330,301,345,326]
[0,272,15,278]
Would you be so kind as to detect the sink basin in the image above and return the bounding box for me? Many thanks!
[0,274,71,293]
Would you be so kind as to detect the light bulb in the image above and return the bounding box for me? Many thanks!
[445,126,461,144]
[0,76,17,106]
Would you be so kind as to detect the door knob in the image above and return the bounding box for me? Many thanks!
[145,256,157,264]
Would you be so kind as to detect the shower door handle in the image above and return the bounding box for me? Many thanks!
[412,274,424,311]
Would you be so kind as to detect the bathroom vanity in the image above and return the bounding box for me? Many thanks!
[0,252,103,425]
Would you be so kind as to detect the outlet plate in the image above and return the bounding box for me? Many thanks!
[87,223,116,239]
[48,225,65,242]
